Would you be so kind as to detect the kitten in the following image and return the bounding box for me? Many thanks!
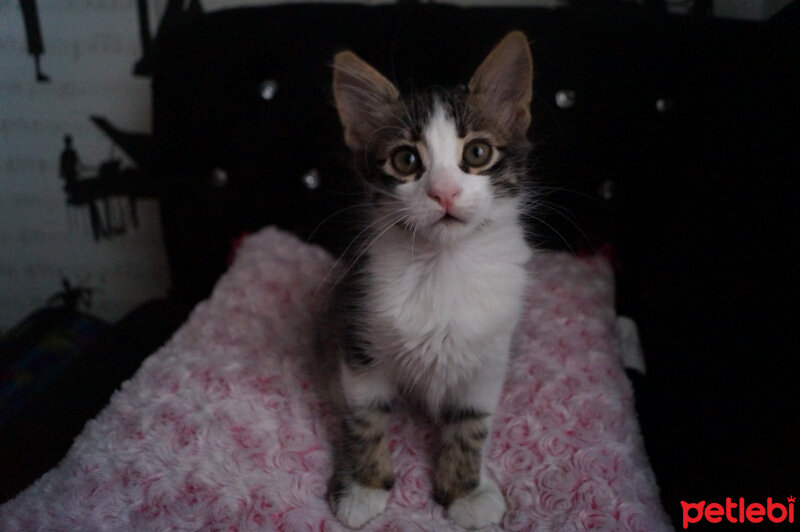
[322,31,534,529]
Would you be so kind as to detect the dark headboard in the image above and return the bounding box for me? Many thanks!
[152,2,797,305]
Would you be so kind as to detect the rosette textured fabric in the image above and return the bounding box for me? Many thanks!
[0,227,670,531]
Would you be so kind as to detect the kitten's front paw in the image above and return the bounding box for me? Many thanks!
[446,479,506,529]
[332,483,390,529]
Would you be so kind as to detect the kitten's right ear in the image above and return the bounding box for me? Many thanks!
[468,31,533,134]
[332,51,399,151]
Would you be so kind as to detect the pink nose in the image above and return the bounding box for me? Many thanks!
[428,183,461,210]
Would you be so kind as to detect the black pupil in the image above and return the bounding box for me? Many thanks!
[471,146,484,159]
[394,149,417,173]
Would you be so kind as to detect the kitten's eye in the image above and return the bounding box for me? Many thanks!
[463,140,493,168]
[391,147,421,175]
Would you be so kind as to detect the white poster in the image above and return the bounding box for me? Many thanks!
[0,0,170,332]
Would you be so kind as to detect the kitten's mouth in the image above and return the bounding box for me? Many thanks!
[438,213,464,224]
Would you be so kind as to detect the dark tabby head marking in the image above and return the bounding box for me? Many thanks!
[332,31,534,244]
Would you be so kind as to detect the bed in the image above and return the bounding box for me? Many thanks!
[0,226,670,530]
[2,2,798,529]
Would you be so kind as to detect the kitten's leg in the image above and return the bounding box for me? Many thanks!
[328,363,395,528]
[435,371,507,529]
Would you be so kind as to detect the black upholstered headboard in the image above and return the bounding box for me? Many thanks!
[152,2,795,305]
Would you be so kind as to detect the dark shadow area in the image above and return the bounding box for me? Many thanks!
[0,298,191,503]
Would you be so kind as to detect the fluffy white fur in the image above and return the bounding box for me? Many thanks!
[447,477,507,529]
[349,102,532,417]
[334,484,391,529]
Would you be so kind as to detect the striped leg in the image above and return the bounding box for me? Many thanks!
[434,408,505,529]
[328,364,395,528]
[435,362,508,529]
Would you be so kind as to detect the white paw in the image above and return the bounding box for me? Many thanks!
[334,483,390,529]
[447,479,506,529]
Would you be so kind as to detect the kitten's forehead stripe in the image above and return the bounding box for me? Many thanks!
[423,101,461,169]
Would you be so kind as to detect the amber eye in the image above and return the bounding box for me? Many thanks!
[463,140,492,168]
[390,147,421,175]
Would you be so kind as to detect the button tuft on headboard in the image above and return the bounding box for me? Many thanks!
[209,167,229,188]
[302,168,321,190]
[655,97,675,113]
[555,89,576,109]
[259,79,279,101]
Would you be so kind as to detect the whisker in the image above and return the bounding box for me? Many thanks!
[525,195,596,254]
[313,209,409,302]
[326,213,409,294]
[529,215,581,255]
[305,201,375,245]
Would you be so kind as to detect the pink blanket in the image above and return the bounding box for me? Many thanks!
[0,227,671,531]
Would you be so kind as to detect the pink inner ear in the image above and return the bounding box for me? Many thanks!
[333,52,399,150]
[515,106,530,126]
[467,33,533,133]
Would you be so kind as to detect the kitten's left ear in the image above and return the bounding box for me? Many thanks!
[468,31,533,134]
[332,51,400,151]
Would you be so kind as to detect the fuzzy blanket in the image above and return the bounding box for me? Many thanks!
[0,227,671,531]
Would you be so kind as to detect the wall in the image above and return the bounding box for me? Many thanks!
[0,0,168,332]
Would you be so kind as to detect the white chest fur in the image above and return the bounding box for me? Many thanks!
[362,221,532,409]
